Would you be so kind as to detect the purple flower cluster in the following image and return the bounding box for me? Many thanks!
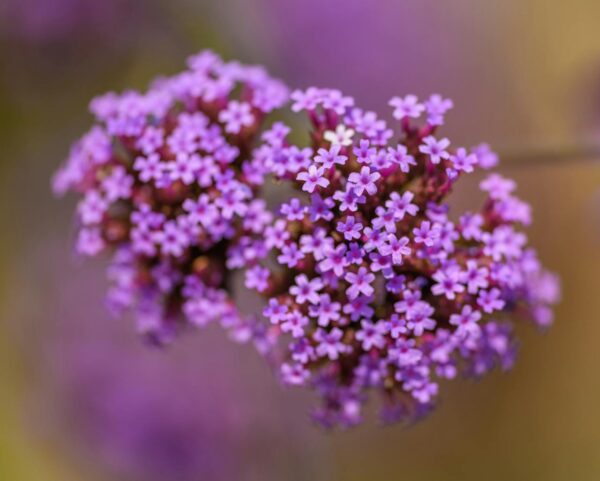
[53,50,288,343]
[55,53,560,429]
[241,88,560,427]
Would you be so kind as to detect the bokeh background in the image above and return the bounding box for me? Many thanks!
[1,1,600,480]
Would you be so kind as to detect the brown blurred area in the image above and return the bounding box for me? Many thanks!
[1,1,599,480]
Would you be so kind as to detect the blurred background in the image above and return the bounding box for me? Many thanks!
[1,0,599,480]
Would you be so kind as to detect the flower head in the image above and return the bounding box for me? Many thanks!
[55,56,560,430]
[53,50,289,344]
[242,87,560,428]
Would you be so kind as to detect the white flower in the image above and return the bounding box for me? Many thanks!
[324,125,355,146]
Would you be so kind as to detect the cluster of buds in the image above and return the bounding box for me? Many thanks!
[53,51,288,344]
[55,51,559,428]
[241,88,560,427]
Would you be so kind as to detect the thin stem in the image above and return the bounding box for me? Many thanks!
[498,144,600,167]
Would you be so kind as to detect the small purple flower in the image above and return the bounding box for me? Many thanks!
[101,166,133,202]
[477,288,506,313]
[337,216,363,241]
[309,194,335,222]
[345,242,363,265]
[424,94,453,126]
[348,166,381,196]
[413,220,440,247]
[309,294,341,327]
[389,338,422,367]
[281,362,310,385]
[449,147,478,173]
[315,144,347,168]
[379,234,411,265]
[277,242,305,268]
[245,265,270,292]
[386,191,419,219]
[154,221,188,257]
[262,121,290,147]
[290,274,323,305]
[355,320,387,350]
[389,94,424,119]
[333,187,365,212]
[432,265,465,300]
[363,226,385,253]
[318,244,348,277]
[281,310,310,338]
[290,88,320,111]
[386,145,416,172]
[472,143,499,169]
[314,328,348,360]
[353,140,376,165]
[265,219,290,249]
[406,302,436,335]
[419,136,451,164]
[449,305,482,338]
[78,190,107,225]
[280,198,306,221]
[297,165,330,193]
[464,260,489,294]
[386,314,408,339]
[459,212,484,241]
[480,173,516,200]
[76,227,105,255]
[263,298,289,324]
[322,89,354,114]
[218,100,255,134]
[372,206,397,233]
[343,296,374,321]
[133,153,163,183]
[300,229,333,261]
[290,338,316,364]
[345,267,375,300]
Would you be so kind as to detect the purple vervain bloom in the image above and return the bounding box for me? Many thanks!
[337,216,363,241]
[314,327,348,360]
[379,234,411,265]
[57,66,561,430]
[297,165,330,193]
[348,166,381,196]
[413,220,440,247]
[315,144,348,168]
[387,145,416,172]
[424,94,454,126]
[218,100,255,134]
[419,136,451,164]
[290,274,323,305]
[333,187,365,212]
[353,140,376,165]
[309,194,335,222]
[54,50,289,343]
[355,320,387,350]
[389,95,425,119]
[280,198,306,221]
[318,244,348,277]
[431,265,466,300]
[309,294,341,327]
[345,267,375,300]
[241,87,559,429]
[449,305,482,339]
[245,265,270,293]
[477,288,506,313]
